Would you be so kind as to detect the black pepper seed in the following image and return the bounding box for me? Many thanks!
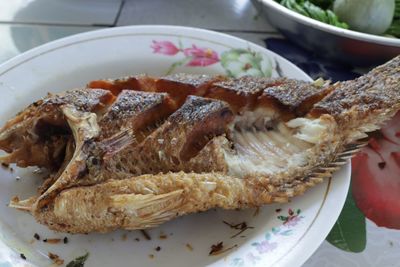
[34,233,40,240]
[155,246,161,252]
[63,237,68,244]
[43,239,47,243]
[20,253,26,260]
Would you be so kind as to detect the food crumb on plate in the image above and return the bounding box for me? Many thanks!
[209,242,223,255]
[121,233,127,241]
[253,207,260,216]
[141,230,151,240]
[1,162,9,168]
[209,242,238,256]
[20,253,26,260]
[148,254,155,259]
[159,232,167,239]
[63,237,68,244]
[186,243,193,251]
[155,246,161,252]
[43,238,61,244]
[222,221,254,238]
[48,252,64,266]
[135,238,140,242]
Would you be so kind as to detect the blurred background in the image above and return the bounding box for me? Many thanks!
[0,0,277,63]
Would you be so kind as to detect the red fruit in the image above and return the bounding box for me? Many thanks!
[352,112,400,229]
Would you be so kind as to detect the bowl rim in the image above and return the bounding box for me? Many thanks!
[258,0,400,47]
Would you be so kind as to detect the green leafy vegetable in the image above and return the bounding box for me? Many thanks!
[278,0,348,28]
[326,186,366,252]
[386,0,400,37]
[66,252,89,267]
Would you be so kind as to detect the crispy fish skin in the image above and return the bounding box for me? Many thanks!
[34,167,327,233]
[4,56,400,233]
[258,79,333,120]
[87,74,157,95]
[206,76,287,113]
[33,172,280,233]
[99,90,176,139]
[107,95,233,176]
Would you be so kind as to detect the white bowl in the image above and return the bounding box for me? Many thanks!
[253,0,400,66]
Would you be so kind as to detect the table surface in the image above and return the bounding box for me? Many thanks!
[0,1,399,266]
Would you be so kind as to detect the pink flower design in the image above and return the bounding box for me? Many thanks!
[284,215,302,227]
[255,240,278,254]
[151,40,180,55]
[278,208,303,227]
[183,45,219,66]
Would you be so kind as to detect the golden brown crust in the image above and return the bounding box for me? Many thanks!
[34,168,327,233]
[99,90,176,139]
[207,76,286,112]
[87,74,157,95]
[155,74,223,106]
[258,80,333,119]
[311,56,400,122]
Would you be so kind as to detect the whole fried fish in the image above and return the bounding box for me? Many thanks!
[0,56,399,234]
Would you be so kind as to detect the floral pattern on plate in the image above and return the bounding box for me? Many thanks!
[230,209,304,267]
[151,40,274,78]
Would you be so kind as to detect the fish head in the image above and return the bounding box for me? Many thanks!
[0,89,114,169]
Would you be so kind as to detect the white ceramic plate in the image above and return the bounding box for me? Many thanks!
[0,25,350,267]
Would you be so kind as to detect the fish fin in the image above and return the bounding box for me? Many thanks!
[9,196,37,212]
[109,189,184,229]
[101,129,136,159]
[308,140,368,180]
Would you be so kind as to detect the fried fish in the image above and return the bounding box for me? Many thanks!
[0,56,399,233]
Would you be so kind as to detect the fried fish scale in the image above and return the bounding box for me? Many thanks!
[3,56,400,233]
[105,95,233,177]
